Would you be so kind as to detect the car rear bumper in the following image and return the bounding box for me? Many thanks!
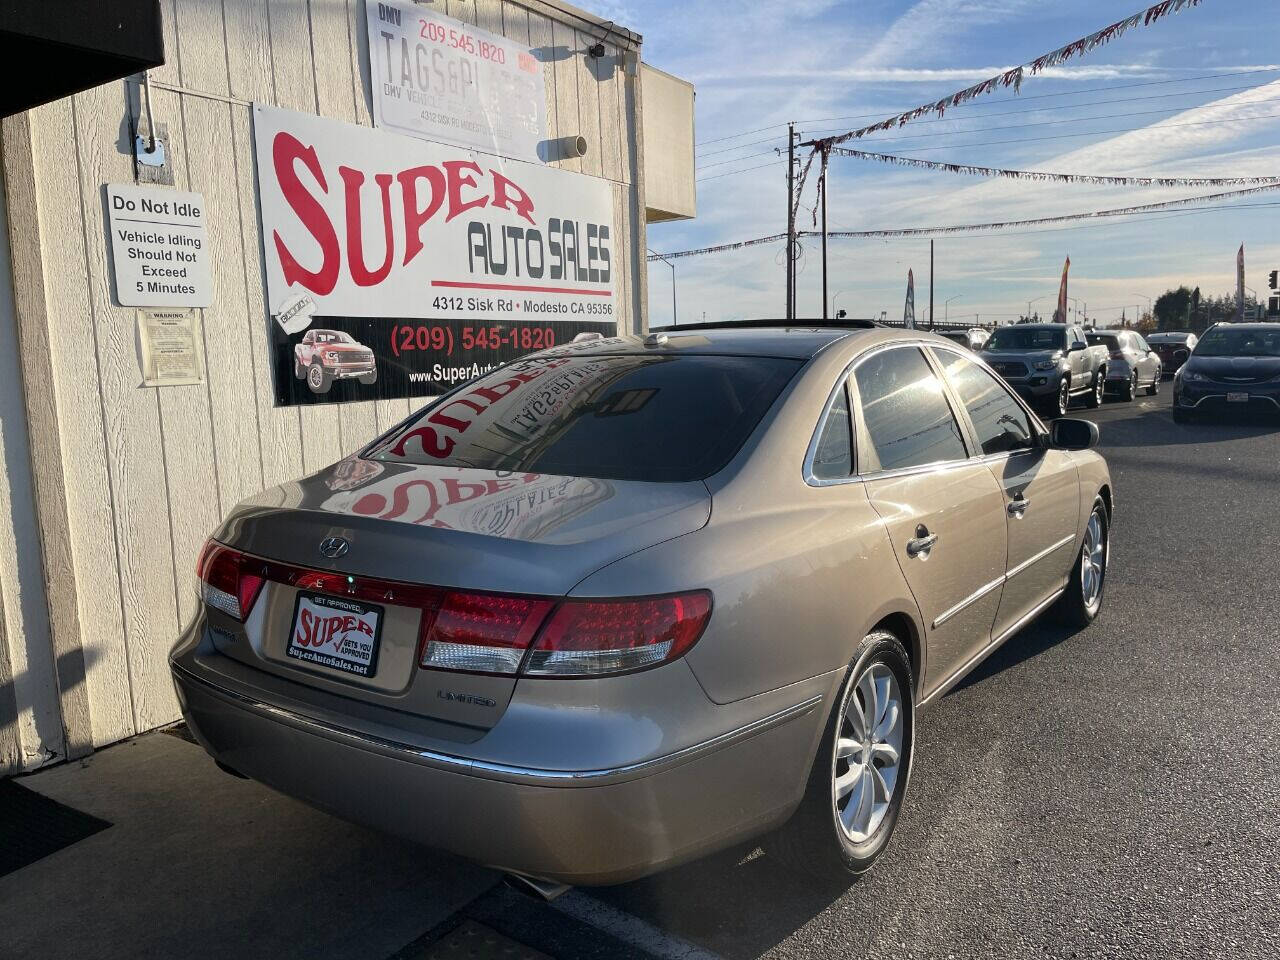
[171,649,831,885]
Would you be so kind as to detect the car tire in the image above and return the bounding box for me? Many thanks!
[1056,496,1109,629]
[294,358,305,380]
[1042,377,1070,418]
[763,630,915,881]
[1146,370,1160,396]
[307,363,332,394]
[359,369,378,385]
[1085,370,1104,409]
[1121,372,1137,402]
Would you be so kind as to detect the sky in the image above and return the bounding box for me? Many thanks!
[614,0,1280,328]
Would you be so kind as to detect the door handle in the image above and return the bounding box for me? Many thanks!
[906,530,938,558]
[1007,496,1030,518]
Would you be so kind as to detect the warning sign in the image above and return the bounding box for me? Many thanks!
[106,184,211,307]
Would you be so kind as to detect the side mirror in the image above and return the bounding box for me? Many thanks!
[1069,341,1088,352]
[1049,418,1099,450]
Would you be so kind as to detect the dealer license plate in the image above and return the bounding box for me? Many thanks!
[1227,392,1250,403]
[286,592,383,678]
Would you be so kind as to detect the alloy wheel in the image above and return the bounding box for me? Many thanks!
[1081,508,1107,612]
[309,366,323,389]
[832,663,903,843]
[1058,380,1070,416]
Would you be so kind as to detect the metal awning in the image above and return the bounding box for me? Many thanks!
[1,0,164,117]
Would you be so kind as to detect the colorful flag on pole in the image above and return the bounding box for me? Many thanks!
[904,270,916,329]
[1237,244,1246,321]
[1053,256,1070,323]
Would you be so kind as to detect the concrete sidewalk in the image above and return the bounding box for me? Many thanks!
[1,731,497,960]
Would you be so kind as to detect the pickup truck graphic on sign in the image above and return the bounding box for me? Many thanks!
[294,329,377,394]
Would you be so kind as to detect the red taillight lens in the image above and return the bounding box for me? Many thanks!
[523,591,713,677]
[420,592,554,675]
[196,541,265,622]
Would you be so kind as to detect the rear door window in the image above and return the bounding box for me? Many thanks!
[368,353,802,482]
[853,347,968,473]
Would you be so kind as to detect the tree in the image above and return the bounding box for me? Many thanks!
[1134,310,1157,334]
[1154,287,1193,330]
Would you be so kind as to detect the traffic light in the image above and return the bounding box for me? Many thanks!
[1270,269,1278,291]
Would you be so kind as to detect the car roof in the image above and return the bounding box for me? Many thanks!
[551,323,957,361]
[1000,323,1068,331]
[1208,323,1278,331]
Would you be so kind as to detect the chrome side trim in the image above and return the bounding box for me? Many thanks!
[930,533,1074,629]
[920,587,1065,707]
[1006,534,1075,581]
[932,574,1006,629]
[171,660,823,788]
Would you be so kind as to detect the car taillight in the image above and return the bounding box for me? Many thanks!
[523,592,713,677]
[197,541,265,621]
[418,589,713,678]
[420,592,554,674]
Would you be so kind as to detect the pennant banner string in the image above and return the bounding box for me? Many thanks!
[645,182,1280,262]
[831,148,1280,187]
[813,0,1207,148]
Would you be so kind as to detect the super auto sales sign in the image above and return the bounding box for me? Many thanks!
[252,104,617,406]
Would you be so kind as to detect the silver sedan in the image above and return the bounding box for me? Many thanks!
[171,323,1112,887]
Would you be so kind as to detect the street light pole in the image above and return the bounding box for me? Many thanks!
[944,294,961,324]
[648,248,677,326]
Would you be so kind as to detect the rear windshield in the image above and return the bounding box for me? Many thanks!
[985,327,1066,350]
[367,353,802,482]
[1086,333,1119,349]
[1194,327,1280,358]
[1148,333,1189,343]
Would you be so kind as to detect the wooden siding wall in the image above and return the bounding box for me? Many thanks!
[3,0,646,762]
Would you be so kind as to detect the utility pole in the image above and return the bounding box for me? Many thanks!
[648,248,677,325]
[928,239,935,330]
[785,123,797,321]
[820,146,830,320]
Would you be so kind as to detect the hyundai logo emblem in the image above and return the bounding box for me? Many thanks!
[318,536,349,559]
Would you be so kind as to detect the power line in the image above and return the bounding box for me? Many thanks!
[696,159,784,183]
[702,92,1280,172]
[649,188,1280,259]
[820,0,1212,145]
[697,76,1280,160]
[695,67,1280,151]
[844,108,1280,154]
[697,104,1280,182]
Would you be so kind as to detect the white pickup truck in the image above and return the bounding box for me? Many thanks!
[979,323,1110,417]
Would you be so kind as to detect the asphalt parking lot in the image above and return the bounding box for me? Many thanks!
[6,388,1279,960]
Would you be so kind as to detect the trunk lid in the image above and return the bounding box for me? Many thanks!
[206,458,710,728]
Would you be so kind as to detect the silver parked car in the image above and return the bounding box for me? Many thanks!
[1086,329,1162,400]
[171,323,1113,886]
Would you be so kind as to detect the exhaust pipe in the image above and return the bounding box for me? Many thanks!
[504,872,571,902]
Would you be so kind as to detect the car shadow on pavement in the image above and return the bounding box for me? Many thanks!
[950,618,1080,695]
[592,843,850,959]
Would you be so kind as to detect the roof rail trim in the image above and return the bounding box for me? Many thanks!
[649,318,881,333]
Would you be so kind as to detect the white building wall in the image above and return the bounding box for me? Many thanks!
[0,125,63,772]
[0,0,649,771]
